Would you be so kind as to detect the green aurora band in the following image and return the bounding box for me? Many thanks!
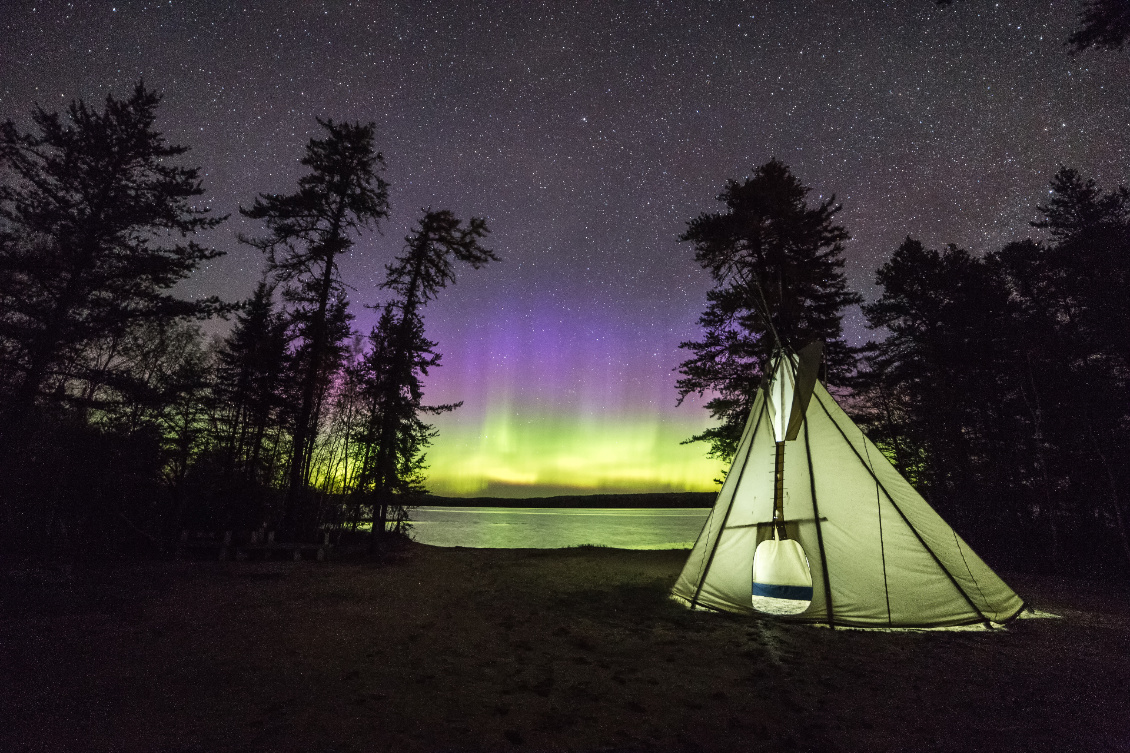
[425,406,725,497]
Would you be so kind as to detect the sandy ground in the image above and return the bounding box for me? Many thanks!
[2,543,1128,753]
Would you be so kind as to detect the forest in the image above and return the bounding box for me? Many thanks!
[1,82,1128,576]
[0,84,497,561]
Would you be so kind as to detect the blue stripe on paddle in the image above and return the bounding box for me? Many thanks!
[752,582,814,601]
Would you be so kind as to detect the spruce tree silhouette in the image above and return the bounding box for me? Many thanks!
[937,0,1130,52]
[0,82,226,439]
[241,119,390,538]
[357,209,495,545]
[677,159,860,463]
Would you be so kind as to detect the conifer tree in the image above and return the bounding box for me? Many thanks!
[677,159,861,462]
[1067,0,1130,51]
[936,0,1130,52]
[240,119,389,535]
[358,209,496,538]
[860,167,1130,568]
[1023,168,1130,562]
[0,82,226,435]
[213,282,289,484]
[350,303,441,530]
[861,239,1016,521]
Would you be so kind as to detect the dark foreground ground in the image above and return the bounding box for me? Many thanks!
[2,544,1128,753]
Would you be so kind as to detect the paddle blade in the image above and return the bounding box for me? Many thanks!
[784,340,824,441]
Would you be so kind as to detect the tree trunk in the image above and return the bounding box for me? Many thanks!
[368,254,425,552]
[282,246,339,537]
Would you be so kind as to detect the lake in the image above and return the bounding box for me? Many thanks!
[411,507,711,549]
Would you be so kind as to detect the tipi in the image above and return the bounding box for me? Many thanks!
[672,344,1025,628]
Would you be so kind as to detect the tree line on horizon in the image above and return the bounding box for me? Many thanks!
[677,159,1130,575]
[0,83,496,561]
[2,82,1128,576]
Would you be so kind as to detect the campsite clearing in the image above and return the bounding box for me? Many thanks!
[2,544,1127,752]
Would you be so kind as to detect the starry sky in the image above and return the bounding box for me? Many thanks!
[3,0,1129,496]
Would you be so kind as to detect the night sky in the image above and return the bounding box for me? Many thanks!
[3,1,1129,496]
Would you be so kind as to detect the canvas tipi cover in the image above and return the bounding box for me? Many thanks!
[672,353,1025,628]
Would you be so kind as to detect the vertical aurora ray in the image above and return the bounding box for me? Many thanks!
[419,294,725,497]
[427,405,723,497]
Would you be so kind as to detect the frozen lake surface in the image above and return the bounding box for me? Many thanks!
[411,506,711,549]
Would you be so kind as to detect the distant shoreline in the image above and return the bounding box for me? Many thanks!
[420,491,717,509]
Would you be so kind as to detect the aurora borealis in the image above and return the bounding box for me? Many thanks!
[415,292,727,495]
[3,1,1129,496]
